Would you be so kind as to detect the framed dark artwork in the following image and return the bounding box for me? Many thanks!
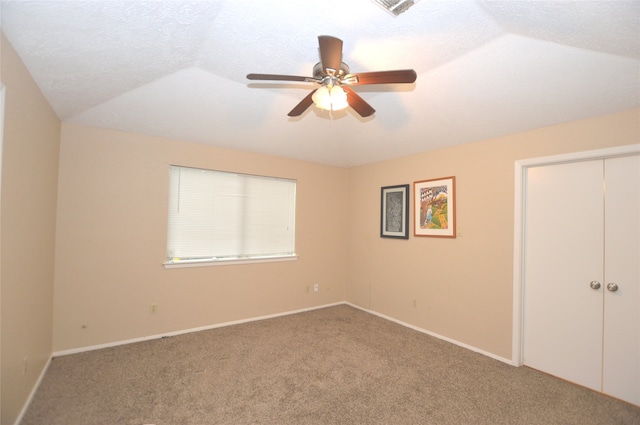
[380,184,410,239]
[413,176,456,238]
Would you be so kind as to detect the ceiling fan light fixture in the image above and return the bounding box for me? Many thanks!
[248,35,416,118]
[312,85,348,112]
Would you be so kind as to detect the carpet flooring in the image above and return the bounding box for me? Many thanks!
[21,305,640,424]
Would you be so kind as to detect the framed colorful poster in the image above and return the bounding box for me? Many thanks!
[413,176,456,238]
[380,184,409,239]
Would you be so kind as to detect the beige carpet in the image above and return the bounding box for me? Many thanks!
[22,305,640,424]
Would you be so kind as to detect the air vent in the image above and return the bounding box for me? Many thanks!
[372,0,418,16]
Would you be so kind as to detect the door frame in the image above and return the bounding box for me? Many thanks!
[512,144,640,366]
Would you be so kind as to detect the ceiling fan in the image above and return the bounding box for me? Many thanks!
[247,35,417,118]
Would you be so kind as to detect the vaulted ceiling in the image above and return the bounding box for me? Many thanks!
[2,1,639,167]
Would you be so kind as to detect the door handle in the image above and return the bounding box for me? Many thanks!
[590,281,601,290]
[606,282,619,292]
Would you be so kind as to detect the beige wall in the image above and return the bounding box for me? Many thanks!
[52,123,349,352]
[347,108,640,360]
[0,35,61,425]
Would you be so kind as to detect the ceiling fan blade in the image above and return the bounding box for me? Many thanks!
[247,73,311,82]
[343,86,375,117]
[288,89,318,117]
[318,35,343,74]
[346,69,417,85]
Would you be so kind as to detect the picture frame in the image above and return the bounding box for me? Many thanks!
[380,184,410,239]
[413,176,456,238]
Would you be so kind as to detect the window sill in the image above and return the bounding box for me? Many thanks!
[163,255,298,269]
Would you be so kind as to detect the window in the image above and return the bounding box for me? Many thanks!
[165,165,296,267]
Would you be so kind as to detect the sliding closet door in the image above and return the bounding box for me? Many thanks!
[523,160,604,392]
[602,155,640,406]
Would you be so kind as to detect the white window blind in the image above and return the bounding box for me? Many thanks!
[166,166,296,265]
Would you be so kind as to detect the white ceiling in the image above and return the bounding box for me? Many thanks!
[1,0,639,167]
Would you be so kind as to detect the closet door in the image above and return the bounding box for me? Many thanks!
[602,155,640,406]
[523,160,604,392]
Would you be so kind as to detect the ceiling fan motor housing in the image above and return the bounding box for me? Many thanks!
[313,62,350,79]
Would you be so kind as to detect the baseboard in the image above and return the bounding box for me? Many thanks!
[53,300,513,368]
[345,302,515,366]
[53,302,345,357]
[14,355,52,425]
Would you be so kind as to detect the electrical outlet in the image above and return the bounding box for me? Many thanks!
[313,284,319,292]
[149,304,158,315]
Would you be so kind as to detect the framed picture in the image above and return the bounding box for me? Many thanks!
[413,176,456,238]
[380,184,409,239]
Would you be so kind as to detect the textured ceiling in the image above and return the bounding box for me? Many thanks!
[1,0,639,167]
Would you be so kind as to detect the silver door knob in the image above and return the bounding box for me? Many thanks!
[590,281,601,290]
[607,282,619,292]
